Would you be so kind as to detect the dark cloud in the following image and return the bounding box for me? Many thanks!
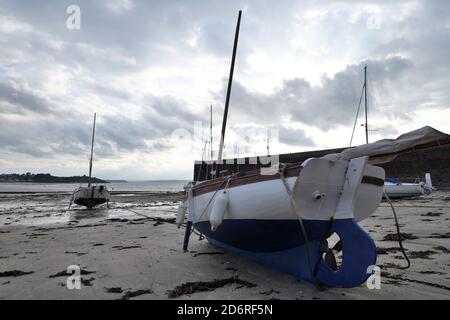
[214,56,415,130]
[0,80,53,114]
[0,93,200,159]
[0,116,85,157]
[227,123,315,151]
[147,95,204,125]
[277,126,316,147]
[88,95,203,155]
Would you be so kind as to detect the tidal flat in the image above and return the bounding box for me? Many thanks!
[0,190,449,299]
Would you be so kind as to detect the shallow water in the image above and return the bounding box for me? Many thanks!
[0,180,189,193]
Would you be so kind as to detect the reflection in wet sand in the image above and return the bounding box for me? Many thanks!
[69,208,110,222]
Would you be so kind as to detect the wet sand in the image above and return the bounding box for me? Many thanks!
[0,191,184,227]
[0,191,449,299]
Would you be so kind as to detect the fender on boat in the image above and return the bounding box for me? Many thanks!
[209,191,228,231]
[176,201,187,227]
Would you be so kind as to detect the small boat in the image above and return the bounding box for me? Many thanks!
[384,174,433,199]
[178,126,449,288]
[71,185,110,208]
[69,113,110,209]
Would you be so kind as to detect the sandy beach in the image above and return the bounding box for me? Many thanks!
[0,190,449,300]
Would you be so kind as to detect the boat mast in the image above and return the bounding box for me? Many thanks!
[88,113,96,187]
[216,10,242,177]
[210,104,213,160]
[364,65,369,144]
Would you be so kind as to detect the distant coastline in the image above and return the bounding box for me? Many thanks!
[0,173,108,184]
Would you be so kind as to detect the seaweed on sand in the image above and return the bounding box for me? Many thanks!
[191,251,224,257]
[382,233,418,241]
[167,276,257,298]
[0,270,34,277]
[111,245,141,250]
[152,217,176,226]
[407,250,437,259]
[81,277,95,286]
[381,272,450,291]
[433,246,450,253]
[120,289,153,300]
[421,212,443,217]
[377,247,404,255]
[49,268,95,278]
[259,288,281,295]
[430,233,450,239]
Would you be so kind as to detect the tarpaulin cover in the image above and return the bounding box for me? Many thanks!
[323,126,450,164]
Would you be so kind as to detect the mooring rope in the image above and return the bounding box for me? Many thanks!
[383,191,411,269]
[123,207,152,219]
[349,83,366,147]
[279,165,324,290]
[122,208,207,238]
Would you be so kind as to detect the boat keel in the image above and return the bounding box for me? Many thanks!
[206,218,377,288]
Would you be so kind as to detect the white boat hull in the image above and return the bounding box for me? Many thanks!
[180,157,385,287]
[70,186,111,208]
[384,183,425,198]
[384,173,433,198]
[186,157,385,252]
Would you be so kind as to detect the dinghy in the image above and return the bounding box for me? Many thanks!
[69,113,110,209]
[384,174,433,198]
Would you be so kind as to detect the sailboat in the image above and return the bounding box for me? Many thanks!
[351,66,435,199]
[177,11,450,288]
[179,126,449,287]
[69,113,111,209]
[384,173,433,198]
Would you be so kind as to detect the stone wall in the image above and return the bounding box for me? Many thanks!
[193,143,450,188]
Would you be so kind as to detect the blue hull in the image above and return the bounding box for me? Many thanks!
[191,218,377,288]
[194,219,331,252]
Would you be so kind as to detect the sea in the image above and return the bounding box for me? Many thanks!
[0,180,189,193]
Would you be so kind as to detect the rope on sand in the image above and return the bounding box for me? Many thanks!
[383,191,411,269]
[122,207,152,219]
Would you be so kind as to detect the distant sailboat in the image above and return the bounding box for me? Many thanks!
[69,113,111,209]
[384,173,433,198]
[350,66,434,199]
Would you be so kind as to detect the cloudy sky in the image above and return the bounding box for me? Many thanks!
[0,0,449,180]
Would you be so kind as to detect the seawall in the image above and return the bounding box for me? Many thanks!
[193,143,450,188]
